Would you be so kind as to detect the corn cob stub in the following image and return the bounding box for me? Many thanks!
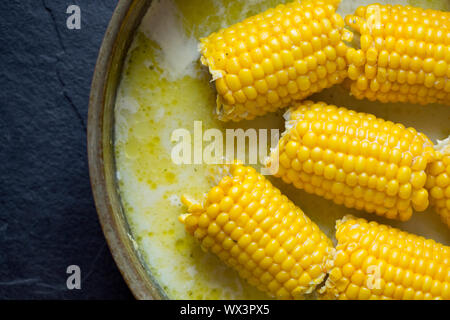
[179,163,334,299]
[323,216,450,300]
[267,101,436,221]
[345,4,450,105]
[199,0,350,122]
[426,137,450,228]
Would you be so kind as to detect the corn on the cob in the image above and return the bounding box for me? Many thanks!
[426,137,450,228]
[323,216,450,300]
[267,101,436,221]
[179,163,334,299]
[344,4,450,105]
[199,0,350,122]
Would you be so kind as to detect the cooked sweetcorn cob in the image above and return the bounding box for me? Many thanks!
[426,136,450,228]
[267,101,436,221]
[179,163,334,299]
[345,4,450,105]
[323,216,450,300]
[199,0,350,121]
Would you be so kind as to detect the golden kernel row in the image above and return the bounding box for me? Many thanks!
[353,4,450,31]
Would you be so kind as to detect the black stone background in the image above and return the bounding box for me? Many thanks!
[0,0,134,299]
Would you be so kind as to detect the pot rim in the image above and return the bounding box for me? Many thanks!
[87,0,164,300]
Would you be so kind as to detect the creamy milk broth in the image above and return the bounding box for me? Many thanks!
[114,0,450,299]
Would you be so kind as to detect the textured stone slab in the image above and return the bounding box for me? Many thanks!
[0,0,133,299]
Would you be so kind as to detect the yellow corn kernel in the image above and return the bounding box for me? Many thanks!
[267,101,436,221]
[323,216,450,300]
[179,163,334,299]
[200,0,350,122]
[426,137,450,228]
[345,4,450,106]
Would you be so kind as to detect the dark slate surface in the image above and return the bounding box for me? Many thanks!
[0,0,133,299]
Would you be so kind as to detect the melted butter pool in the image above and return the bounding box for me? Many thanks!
[114,0,450,299]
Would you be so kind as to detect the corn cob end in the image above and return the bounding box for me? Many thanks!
[427,136,450,228]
